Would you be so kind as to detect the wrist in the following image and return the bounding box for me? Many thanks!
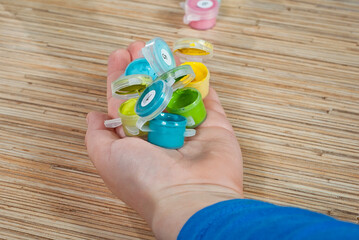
[150,184,243,240]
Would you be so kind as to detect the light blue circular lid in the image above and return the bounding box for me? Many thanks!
[135,80,173,119]
[142,37,176,76]
[124,58,158,80]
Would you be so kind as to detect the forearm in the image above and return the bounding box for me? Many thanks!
[149,184,243,240]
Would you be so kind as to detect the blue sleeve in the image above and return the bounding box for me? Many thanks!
[178,199,359,240]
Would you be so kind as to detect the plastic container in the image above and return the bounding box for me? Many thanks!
[166,88,207,128]
[173,38,214,63]
[142,37,176,76]
[104,98,147,137]
[111,74,153,99]
[118,98,147,137]
[181,62,210,98]
[124,58,157,80]
[135,80,173,131]
[182,0,220,30]
[148,113,196,149]
[156,65,196,91]
[173,38,213,98]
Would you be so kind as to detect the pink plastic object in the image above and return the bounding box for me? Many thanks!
[182,0,219,30]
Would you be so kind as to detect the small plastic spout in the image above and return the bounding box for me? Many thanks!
[186,116,196,127]
[184,129,196,137]
[183,14,201,24]
[104,118,122,128]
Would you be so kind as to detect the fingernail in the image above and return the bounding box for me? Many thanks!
[86,114,90,125]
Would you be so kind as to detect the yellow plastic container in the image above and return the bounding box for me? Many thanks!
[118,98,147,137]
[181,62,210,99]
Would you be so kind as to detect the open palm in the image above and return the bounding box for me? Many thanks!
[85,41,243,239]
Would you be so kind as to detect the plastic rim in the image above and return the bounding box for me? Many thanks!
[149,113,196,137]
[142,37,176,76]
[150,113,187,128]
[173,38,213,62]
[135,80,173,130]
[156,65,196,91]
[124,126,140,136]
[111,74,153,99]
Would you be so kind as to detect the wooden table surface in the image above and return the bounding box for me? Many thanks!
[1,0,358,239]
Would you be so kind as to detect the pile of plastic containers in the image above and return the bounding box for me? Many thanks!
[105,37,214,149]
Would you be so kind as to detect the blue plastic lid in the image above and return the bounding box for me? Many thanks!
[124,58,158,80]
[142,37,176,76]
[135,80,173,131]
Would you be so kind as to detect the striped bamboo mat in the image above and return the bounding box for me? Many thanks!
[0,0,358,239]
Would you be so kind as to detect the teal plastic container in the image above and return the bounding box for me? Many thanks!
[148,113,195,149]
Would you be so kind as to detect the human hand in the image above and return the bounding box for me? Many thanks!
[85,41,243,239]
